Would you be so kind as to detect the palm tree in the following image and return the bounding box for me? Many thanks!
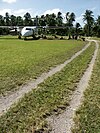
[56,12,63,26]
[75,22,81,39]
[10,15,16,26]
[16,16,24,26]
[96,16,100,37]
[5,12,10,26]
[93,16,100,37]
[39,15,46,26]
[97,16,100,25]
[66,12,75,39]
[33,15,39,26]
[83,10,94,36]
[0,15,5,35]
[0,15,5,26]
[24,12,33,26]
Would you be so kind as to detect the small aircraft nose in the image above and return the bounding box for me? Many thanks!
[21,32,28,37]
[21,30,29,37]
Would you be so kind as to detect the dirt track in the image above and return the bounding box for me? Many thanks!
[47,40,99,133]
[0,42,90,116]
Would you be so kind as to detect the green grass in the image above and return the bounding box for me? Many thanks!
[72,43,100,133]
[0,44,95,133]
[0,36,86,95]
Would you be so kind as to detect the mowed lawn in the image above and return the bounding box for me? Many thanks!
[0,36,86,95]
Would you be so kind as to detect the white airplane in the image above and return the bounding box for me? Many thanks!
[0,25,68,40]
[0,26,39,39]
[20,26,38,39]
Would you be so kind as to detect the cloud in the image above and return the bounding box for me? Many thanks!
[43,8,61,16]
[14,9,33,17]
[2,0,17,4]
[43,8,66,23]
[0,8,34,17]
[0,9,12,16]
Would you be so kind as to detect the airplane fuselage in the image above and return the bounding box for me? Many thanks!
[21,26,37,37]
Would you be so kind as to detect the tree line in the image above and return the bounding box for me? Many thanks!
[0,10,100,37]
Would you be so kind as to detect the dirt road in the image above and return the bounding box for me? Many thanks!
[47,40,99,133]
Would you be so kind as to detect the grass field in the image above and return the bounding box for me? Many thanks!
[0,36,86,95]
[0,44,95,133]
[72,42,100,133]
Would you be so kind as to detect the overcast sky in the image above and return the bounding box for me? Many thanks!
[0,0,100,26]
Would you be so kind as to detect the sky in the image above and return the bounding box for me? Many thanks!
[0,0,100,26]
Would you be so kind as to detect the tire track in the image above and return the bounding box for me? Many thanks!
[47,40,99,133]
